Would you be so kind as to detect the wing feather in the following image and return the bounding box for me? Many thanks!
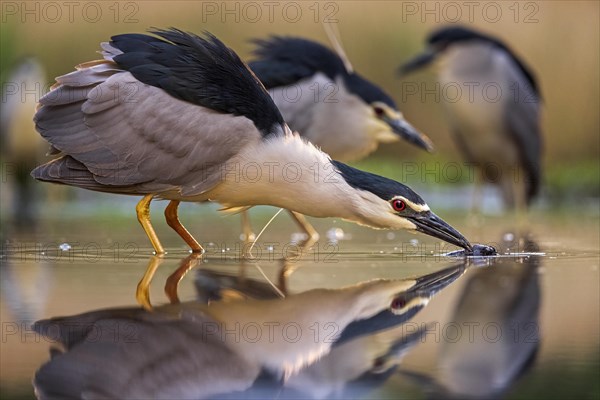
[500,52,542,202]
[35,63,263,194]
[33,30,285,196]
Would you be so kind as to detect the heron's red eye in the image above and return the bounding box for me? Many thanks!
[374,106,385,117]
[392,199,406,212]
[391,297,407,309]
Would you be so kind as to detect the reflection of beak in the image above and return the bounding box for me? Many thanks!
[410,263,466,296]
[407,211,472,250]
[335,263,465,346]
[385,117,434,152]
[398,48,438,76]
[386,323,431,359]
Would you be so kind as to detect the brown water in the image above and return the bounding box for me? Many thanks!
[1,205,598,399]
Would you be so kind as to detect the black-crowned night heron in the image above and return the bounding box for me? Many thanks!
[399,26,542,211]
[32,29,471,255]
[33,266,460,399]
[249,36,434,161]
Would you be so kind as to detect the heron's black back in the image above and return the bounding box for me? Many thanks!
[110,29,285,136]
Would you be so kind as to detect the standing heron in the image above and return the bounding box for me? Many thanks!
[1,57,47,230]
[32,29,471,255]
[399,26,542,211]
[249,36,434,161]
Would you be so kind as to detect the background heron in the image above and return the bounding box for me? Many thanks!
[399,25,543,212]
[31,29,471,255]
[249,35,434,162]
[0,57,47,231]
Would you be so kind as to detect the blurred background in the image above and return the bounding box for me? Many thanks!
[1,0,599,219]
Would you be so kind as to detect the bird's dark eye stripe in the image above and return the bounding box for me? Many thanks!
[392,199,406,212]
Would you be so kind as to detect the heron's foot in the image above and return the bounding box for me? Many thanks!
[295,232,320,249]
[288,211,319,245]
[165,200,204,254]
[136,195,165,255]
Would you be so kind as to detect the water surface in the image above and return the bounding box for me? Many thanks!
[1,206,598,399]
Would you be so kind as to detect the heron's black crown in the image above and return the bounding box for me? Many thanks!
[332,161,425,205]
[250,36,397,109]
[427,26,539,96]
[109,29,285,136]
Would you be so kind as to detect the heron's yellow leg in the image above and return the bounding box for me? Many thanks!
[136,255,164,310]
[164,200,204,253]
[240,210,256,242]
[288,211,319,242]
[136,194,165,255]
[164,254,202,304]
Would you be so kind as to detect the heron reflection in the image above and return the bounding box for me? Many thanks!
[32,260,464,399]
[402,240,542,399]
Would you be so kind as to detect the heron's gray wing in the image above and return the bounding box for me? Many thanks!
[33,61,262,196]
[501,52,543,202]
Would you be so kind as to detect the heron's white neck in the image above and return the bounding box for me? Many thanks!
[208,133,352,217]
[206,133,394,228]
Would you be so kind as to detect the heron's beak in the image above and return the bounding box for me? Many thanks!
[398,48,438,76]
[385,117,434,152]
[408,211,472,250]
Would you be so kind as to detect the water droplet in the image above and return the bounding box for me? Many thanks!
[326,228,345,242]
[386,232,395,240]
[410,239,419,247]
[59,243,71,251]
[503,232,515,242]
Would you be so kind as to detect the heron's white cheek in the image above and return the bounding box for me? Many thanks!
[366,118,397,144]
[388,216,418,230]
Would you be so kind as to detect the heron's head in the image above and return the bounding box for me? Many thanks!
[399,26,496,75]
[333,161,471,250]
[342,73,434,152]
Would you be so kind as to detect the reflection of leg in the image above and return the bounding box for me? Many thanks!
[288,211,319,244]
[136,255,165,310]
[164,254,202,304]
[136,195,165,255]
[241,210,256,243]
[277,235,317,295]
[164,200,203,253]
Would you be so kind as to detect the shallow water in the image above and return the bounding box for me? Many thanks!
[1,205,598,399]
